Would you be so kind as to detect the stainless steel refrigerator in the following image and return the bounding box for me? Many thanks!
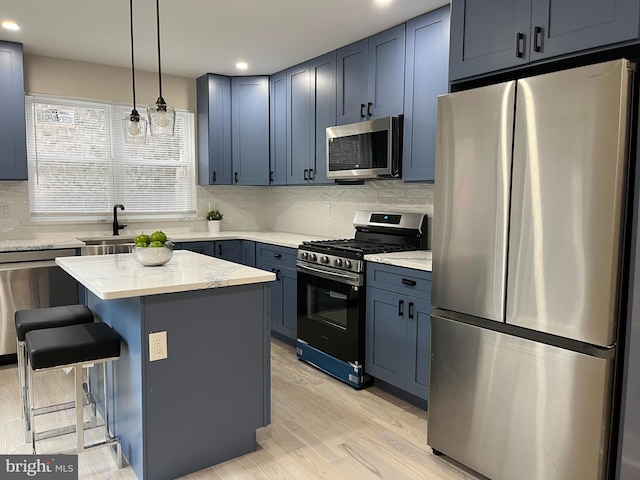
[429,59,634,480]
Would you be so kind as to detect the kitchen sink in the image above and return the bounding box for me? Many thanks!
[81,237,136,246]
[81,243,134,256]
[80,237,136,256]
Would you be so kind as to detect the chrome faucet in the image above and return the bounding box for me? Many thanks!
[113,204,126,235]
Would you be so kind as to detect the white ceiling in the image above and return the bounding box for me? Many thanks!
[0,0,450,79]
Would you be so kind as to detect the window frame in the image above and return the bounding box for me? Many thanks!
[25,94,197,222]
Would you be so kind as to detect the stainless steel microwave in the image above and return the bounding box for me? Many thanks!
[326,115,402,180]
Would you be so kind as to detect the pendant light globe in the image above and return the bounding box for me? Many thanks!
[123,0,147,144]
[148,0,175,136]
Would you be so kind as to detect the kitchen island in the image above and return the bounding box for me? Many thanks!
[56,250,276,480]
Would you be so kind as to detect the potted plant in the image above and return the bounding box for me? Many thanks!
[206,209,223,233]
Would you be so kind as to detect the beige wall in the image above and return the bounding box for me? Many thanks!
[23,54,196,110]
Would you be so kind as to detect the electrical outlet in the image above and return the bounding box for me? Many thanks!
[149,331,168,362]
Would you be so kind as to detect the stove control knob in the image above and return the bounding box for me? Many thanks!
[320,256,329,264]
[301,252,308,260]
[344,260,352,269]
[309,254,317,262]
[334,258,343,267]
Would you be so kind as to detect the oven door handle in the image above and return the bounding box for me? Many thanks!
[296,263,362,286]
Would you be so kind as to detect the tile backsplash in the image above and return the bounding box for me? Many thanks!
[0,179,434,243]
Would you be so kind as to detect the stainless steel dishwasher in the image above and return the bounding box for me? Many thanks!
[0,249,79,358]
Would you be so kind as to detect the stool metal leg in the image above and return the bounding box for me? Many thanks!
[75,365,84,452]
[17,339,25,419]
[27,355,36,455]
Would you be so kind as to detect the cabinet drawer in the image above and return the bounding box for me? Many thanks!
[367,263,430,299]
[256,243,297,268]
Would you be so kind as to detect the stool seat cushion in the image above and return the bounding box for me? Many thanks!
[15,305,94,341]
[26,322,121,370]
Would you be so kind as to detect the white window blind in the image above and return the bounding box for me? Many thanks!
[26,96,197,221]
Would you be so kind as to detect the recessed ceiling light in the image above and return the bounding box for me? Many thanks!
[1,21,20,31]
[374,0,392,6]
[236,62,248,70]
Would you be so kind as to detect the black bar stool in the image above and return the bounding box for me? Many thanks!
[25,321,123,465]
[15,305,95,436]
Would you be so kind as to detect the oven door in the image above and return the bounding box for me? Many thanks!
[296,262,364,365]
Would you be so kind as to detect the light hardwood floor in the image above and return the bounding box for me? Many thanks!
[0,338,480,480]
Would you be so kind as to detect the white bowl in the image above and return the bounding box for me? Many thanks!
[133,246,173,266]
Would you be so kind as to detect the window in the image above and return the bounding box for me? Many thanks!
[25,95,197,221]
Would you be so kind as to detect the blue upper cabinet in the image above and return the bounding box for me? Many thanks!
[449,0,531,82]
[336,39,368,125]
[530,0,640,61]
[368,25,406,120]
[269,71,287,185]
[286,63,314,184]
[197,74,232,185]
[0,41,27,181]
[231,76,270,185]
[450,0,640,82]
[337,24,405,125]
[402,6,450,182]
[285,52,336,185]
[309,51,336,185]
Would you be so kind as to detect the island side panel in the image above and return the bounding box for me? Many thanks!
[140,284,270,480]
[87,292,145,480]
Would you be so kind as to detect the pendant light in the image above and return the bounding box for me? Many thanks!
[123,0,147,144]
[147,0,175,136]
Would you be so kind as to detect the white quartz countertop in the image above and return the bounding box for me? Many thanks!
[56,250,276,300]
[364,250,432,272]
[0,230,332,253]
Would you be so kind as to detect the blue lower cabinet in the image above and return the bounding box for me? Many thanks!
[242,240,256,267]
[214,240,242,263]
[365,263,431,400]
[175,241,214,256]
[255,243,297,341]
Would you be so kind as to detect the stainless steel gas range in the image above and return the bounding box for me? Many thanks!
[296,211,428,388]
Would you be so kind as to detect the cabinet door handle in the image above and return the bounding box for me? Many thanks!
[234,172,238,183]
[273,253,282,258]
[515,32,525,58]
[533,26,542,53]
[408,302,414,319]
[304,169,309,180]
[276,269,281,281]
[367,102,373,117]
[212,171,217,183]
[269,171,274,183]
[360,104,366,119]
[218,244,222,256]
[309,169,314,180]
[401,278,417,286]
[398,299,404,317]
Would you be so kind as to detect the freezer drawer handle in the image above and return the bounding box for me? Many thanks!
[515,32,525,58]
[398,300,404,316]
[401,278,417,286]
